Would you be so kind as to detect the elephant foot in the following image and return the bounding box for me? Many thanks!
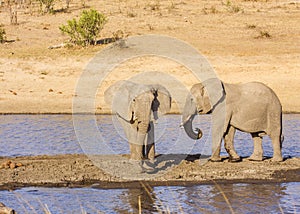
[147,155,155,161]
[248,154,263,161]
[271,156,283,162]
[228,156,242,163]
[209,157,223,162]
[130,152,143,161]
[141,160,155,172]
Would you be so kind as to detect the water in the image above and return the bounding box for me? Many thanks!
[0,114,299,157]
[0,182,299,213]
[0,114,299,213]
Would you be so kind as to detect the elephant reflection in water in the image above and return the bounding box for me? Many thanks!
[115,183,288,213]
[183,183,287,213]
[115,185,158,213]
[104,80,171,162]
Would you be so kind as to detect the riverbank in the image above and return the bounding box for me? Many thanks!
[0,154,299,190]
[0,0,299,114]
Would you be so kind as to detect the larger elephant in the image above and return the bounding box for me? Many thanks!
[104,80,171,161]
[182,80,283,162]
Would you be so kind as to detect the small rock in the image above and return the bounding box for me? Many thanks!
[5,160,12,165]
[16,163,23,167]
[0,161,22,170]
[9,90,17,95]
[49,89,53,92]
[9,162,16,169]
[2,161,11,169]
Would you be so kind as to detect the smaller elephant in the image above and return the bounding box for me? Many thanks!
[182,80,283,162]
[104,80,171,161]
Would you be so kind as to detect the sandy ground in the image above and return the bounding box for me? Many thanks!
[0,154,299,189]
[0,0,299,113]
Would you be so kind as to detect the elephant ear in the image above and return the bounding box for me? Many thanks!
[194,78,224,114]
[200,84,213,113]
[202,78,225,111]
[104,80,133,121]
[150,84,172,119]
[104,81,123,106]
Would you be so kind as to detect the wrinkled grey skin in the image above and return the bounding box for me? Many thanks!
[182,81,283,162]
[105,81,171,161]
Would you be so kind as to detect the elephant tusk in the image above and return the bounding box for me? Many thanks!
[116,112,138,124]
[179,123,185,129]
[130,112,138,124]
[196,128,203,139]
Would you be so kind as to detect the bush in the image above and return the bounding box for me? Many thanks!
[0,26,6,43]
[59,9,107,46]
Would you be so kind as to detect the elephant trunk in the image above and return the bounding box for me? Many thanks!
[182,115,203,140]
[181,95,203,140]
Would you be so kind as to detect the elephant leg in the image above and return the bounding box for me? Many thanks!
[142,145,146,158]
[146,143,155,160]
[127,118,148,160]
[145,121,155,160]
[129,143,144,160]
[249,133,263,161]
[127,122,146,161]
[210,99,226,162]
[224,126,241,162]
[270,134,283,162]
[210,146,222,162]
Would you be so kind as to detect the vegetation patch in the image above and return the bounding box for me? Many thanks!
[256,30,271,39]
[59,9,107,46]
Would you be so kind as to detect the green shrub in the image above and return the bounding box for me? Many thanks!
[0,26,6,43]
[59,9,107,46]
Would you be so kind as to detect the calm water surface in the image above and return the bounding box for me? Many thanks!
[0,182,299,213]
[0,114,299,157]
[0,114,299,213]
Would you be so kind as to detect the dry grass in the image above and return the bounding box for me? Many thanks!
[0,0,299,114]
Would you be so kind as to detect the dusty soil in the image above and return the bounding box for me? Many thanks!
[0,154,299,189]
[0,0,299,113]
